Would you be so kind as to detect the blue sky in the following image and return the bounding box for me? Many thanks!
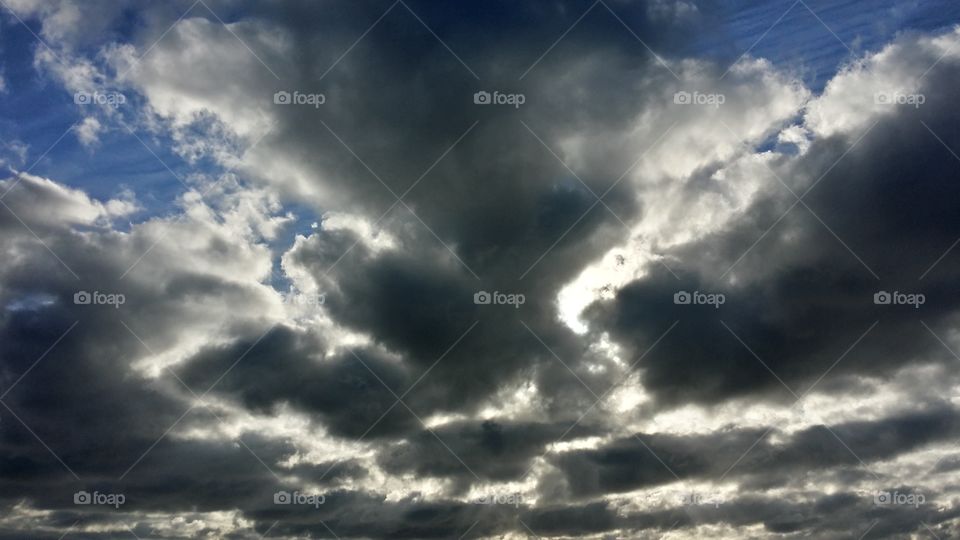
[3,0,959,229]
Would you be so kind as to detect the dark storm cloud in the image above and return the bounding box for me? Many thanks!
[209,0,717,442]
[4,0,699,532]
[522,501,620,537]
[378,419,598,488]
[0,177,303,526]
[553,405,960,498]
[587,60,960,408]
[242,0,818,441]
[3,0,960,538]
[230,0,696,290]
[282,224,627,422]
[0,298,183,485]
[0,312,291,515]
[286,458,368,485]
[177,325,420,438]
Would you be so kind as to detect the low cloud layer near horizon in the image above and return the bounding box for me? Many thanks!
[1,1,960,538]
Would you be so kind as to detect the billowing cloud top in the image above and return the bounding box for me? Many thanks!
[1,1,960,538]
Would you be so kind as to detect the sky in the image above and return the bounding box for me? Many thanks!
[1,0,960,538]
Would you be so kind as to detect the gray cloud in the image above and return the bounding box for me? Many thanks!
[1,1,960,538]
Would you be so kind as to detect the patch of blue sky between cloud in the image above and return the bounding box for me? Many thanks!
[0,14,224,226]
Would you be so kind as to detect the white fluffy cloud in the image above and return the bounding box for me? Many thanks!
[806,26,960,136]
